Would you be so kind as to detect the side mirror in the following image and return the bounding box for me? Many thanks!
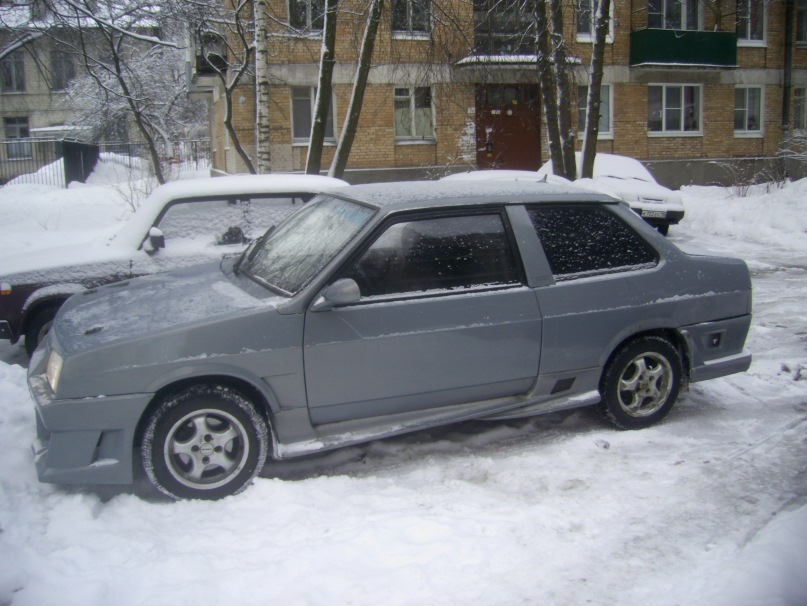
[311,278,361,312]
[144,227,165,254]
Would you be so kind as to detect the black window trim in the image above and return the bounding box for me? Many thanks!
[526,203,660,283]
[329,205,529,306]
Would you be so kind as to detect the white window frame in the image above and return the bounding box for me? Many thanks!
[798,0,807,45]
[3,116,32,159]
[647,0,703,31]
[576,0,614,43]
[647,83,703,136]
[734,86,764,137]
[291,86,337,145]
[577,84,614,139]
[1,50,25,94]
[394,86,435,143]
[289,0,325,31]
[392,0,431,40]
[736,0,766,47]
[794,87,807,130]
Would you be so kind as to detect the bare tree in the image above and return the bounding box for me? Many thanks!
[306,0,338,174]
[254,0,271,173]
[328,0,384,179]
[580,0,611,178]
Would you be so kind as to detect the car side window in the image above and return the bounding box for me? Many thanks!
[527,205,658,280]
[155,196,307,248]
[344,213,520,297]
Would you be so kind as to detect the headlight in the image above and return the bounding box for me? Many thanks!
[46,351,64,393]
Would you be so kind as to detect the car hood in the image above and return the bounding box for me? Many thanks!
[54,262,283,355]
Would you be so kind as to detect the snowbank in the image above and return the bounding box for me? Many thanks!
[0,177,805,606]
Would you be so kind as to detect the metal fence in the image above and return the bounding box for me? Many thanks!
[0,139,211,188]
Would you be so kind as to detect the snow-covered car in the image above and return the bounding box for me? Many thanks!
[538,153,685,234]
[28,180,752,500]
[0,174,348,354]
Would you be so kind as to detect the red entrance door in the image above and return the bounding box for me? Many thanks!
[475,85,541,171]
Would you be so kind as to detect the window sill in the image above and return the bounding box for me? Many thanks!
[575,34,613,44]
[647,131,703,138]
[292,140,337,147]
[392,32,431,41]
[394,138,436,145]
[734,131,764,138]
[737,40,767,48]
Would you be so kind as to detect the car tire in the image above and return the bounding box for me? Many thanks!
[599,336,683,430]
[25,306,59,356]
[142,384,269,500]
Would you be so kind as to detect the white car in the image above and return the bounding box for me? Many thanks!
[538,153,685,235]
[0,174,348,354]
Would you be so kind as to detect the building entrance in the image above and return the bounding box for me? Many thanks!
[475,85,541,171]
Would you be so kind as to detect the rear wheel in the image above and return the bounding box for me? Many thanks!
[599,336,683,429]
[142,384,269,500]
[25,306,59,356]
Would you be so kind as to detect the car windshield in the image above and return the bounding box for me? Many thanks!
[243,196,375,294]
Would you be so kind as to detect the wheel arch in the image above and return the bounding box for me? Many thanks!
[133,374,278,456]
[601,328,691,389]
[21,284,86,333]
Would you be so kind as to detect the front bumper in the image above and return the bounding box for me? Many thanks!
[28,369,153,485]
[633,207,685,226]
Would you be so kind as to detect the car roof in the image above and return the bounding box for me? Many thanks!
[109,174,349,249]
[331,179,618,211]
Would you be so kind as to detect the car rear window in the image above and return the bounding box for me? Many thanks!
[527,205,658,280]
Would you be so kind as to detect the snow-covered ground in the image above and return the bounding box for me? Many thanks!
[0,174,805,606]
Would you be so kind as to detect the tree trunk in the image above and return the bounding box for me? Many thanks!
[329,0,384,179]
[549,0,576,180]
[254,0,272,173]
[306,0,338,174]
[581,0,611,178]
[535,0,563,174]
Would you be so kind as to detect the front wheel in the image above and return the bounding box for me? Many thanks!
[142,385,269,500]
[599,336,683,430]
[25,306,59,356]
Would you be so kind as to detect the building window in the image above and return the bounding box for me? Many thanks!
[289,0,325,30]
[736,0,765,44]
[795,88,807,129]
[1,50,26,93]
[647,0,701,30]
[735,86,763,135]
[647,84,702,134]
[394,87,434,140]
[473,0,537,55]
[291,87,335,141]
[577,0,613,41]
[50,51,76,91]
[798,0,807,44]
[392,0,430,36]
[4,117,32,159]
[577,84,612,138]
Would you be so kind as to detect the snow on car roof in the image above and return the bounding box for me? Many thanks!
[334,179,615,210]
[110,174,349,249]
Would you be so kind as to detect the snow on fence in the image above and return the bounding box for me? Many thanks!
[0,139,210,188]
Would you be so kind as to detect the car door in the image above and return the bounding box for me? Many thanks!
[303,209,543,425]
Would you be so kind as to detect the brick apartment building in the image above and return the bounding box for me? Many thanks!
[195,0,807,185]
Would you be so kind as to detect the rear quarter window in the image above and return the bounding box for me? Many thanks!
[527,205,658,280]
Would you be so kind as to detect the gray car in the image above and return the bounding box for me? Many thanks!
[28,181,752,500]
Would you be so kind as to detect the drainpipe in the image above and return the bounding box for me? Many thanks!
[783,0,795,131]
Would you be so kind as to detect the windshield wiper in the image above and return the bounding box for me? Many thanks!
[234,228,272,275]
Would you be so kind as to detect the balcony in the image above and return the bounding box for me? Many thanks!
[630,29,737,68]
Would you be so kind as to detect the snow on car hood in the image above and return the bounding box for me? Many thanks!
[54,262,283,353]
[576,176,683,207]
